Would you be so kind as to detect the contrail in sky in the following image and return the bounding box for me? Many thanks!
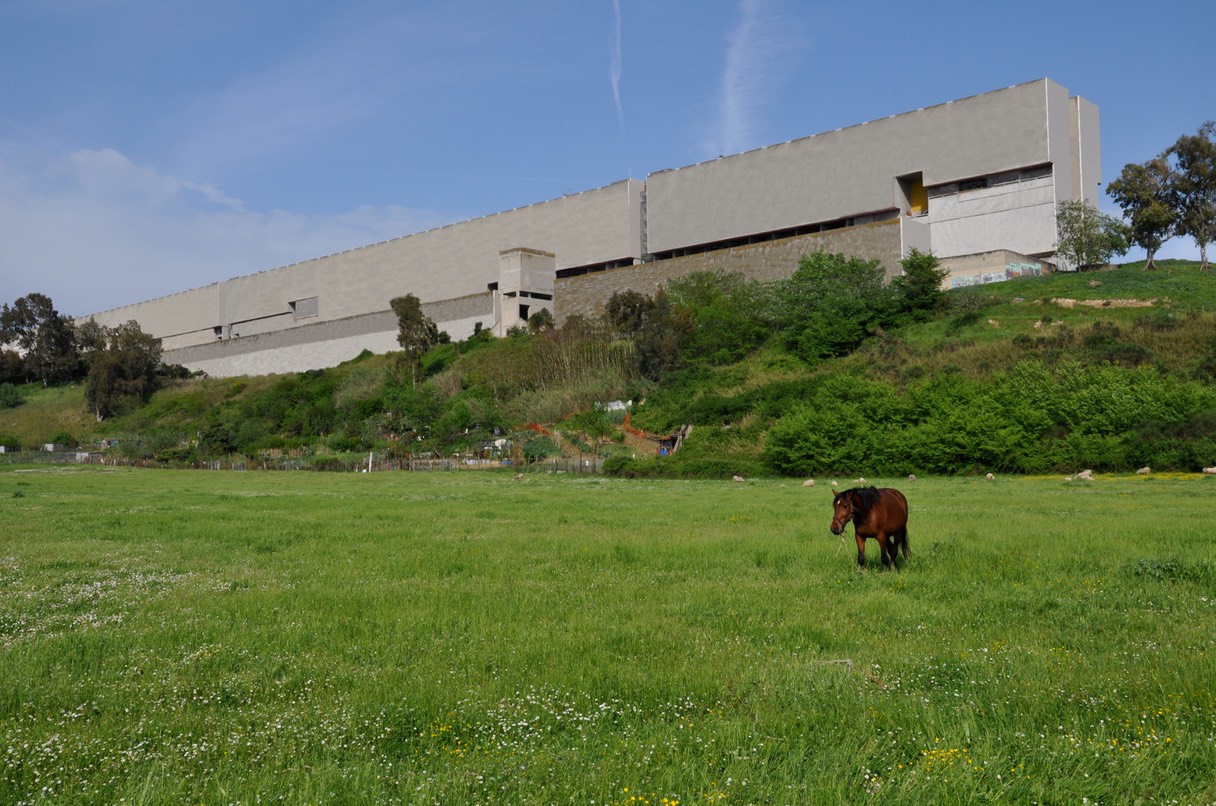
[609,0,624,128]
[712,0,802,157]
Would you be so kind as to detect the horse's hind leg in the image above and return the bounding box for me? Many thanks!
[877,534,893,569]
[894,527,909,568]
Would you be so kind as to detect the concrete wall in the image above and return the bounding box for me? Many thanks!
[493,248,556,335]
[163,292,492,376]
[89,179,643,348]
[1070,95,1102,206]
[85,284,224,351]
[82,79,1097,378]
[941,250,1052,289]
[927,172,1058,257]
[645,79,1066,256]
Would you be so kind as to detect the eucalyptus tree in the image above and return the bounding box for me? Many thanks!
[0,293,79,386]
[1107,156,1176,270]
[1167,121,1216,270]
[390,293,440,386]
[83,320,163,420]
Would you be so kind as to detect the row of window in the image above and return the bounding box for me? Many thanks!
[928,164,1053,199]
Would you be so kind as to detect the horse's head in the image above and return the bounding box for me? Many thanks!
[830,490,855,535]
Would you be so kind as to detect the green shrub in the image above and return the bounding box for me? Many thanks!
[0,383,22,409]
[523,436,558,461]
[49,431,75,447]
[601,454,634,475]
[154,445,197,464]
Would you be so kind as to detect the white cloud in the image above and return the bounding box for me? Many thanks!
[704,0,805,159]
[609,0,624,128]
[0,144,453,317]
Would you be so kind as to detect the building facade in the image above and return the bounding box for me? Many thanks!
[86,78,1099,377]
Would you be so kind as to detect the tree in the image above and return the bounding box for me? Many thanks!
[778,251,894,360]
[891,248,951,320]
[1054,199,1130,270]
[1108,156,1176,270]
[390,294,440,385]
[83,320,163,420]
[605,288,691,380]
[526,307,555,333]
[0,349,23,384]
[604,289,652,339]
[1167,121,1216,271]
[76,319,110,360]
[0,293,79,386]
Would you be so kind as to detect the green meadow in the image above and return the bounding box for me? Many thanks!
[2,467,1214,805]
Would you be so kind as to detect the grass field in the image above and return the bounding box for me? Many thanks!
[2,467,1214,805]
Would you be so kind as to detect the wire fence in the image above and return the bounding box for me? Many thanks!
[0,449,605,474]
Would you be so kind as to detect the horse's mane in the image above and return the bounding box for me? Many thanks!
[844,486,881,519]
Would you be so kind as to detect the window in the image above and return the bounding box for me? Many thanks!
[290,296,318,320]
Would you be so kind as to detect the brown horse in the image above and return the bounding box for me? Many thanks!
[830,486,909,570]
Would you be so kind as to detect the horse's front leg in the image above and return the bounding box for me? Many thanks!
[855,534,867,570]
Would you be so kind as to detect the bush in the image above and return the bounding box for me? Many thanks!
[155,445,197,464]
[49,431,75,447]
[601,454,634,475]
[665,269,778,363]
[523,436,558,461]
[763,404,875,476]
[778,251,893,360]
[0,383,21,409]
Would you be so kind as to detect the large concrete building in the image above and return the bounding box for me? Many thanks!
[86,78,1099,377]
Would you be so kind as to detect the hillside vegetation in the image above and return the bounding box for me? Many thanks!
[3,258,1215,476]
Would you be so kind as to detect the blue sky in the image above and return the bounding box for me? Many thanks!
[1,0,1212,317]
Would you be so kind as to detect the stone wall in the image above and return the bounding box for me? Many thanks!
[555,219,903,322]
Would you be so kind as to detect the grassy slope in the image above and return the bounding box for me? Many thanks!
[625,260,1216,472]
[1,468,1213,803]
[2,259,1214,461]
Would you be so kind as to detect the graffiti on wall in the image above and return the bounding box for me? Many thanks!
[951,261,1043,289]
